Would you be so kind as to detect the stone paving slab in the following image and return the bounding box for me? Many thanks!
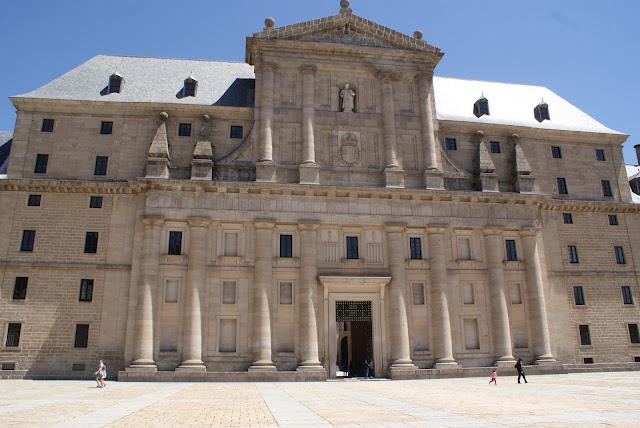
[0,372,639,427]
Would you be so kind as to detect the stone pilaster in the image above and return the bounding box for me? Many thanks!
[427,226,457,369]
[521,228,556,364]
[512,134,536,194]
[127,216,163,371]
[297,221,325,378]
[379,71,404,188]
[386,224,416,377]
[483,228,515,366]
[249,220,276,372]
[416,73,444,190]
[256,62,276,182]
[177,217,209,372]
[299,65,320,185]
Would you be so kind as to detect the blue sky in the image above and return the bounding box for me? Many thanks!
[1,0,638,163]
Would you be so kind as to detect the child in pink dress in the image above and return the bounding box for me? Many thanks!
[489,369,497,385]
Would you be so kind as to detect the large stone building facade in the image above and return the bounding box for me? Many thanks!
[1,1,639,380]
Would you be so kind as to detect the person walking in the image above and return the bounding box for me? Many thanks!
[101,361,108,387]
[94,360,106,388]
[489,369,497,385]
[515,358,527,384]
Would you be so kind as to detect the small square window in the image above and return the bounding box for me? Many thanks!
[222,281,236,304]
[445,138,457,151]
[557,177,568,195]
[20,230,35,252]
[41,118,54,132]
[551,146,562,159]
[34,154,49,174]
[579,324,591,346]
[178,123,192,137]
[601,180,612,197]
[412,283,425,305]
[13,277,28,300]
[74,324,89,348]
[634,356,640,363]
[280,234,293,258]
[608,214,618,226]
[614,246,626,264]
[100,121,113,135]
[563,213,573,224]
[628,324,640,344]
[409,237,422,260]
[230,126,244,139]
[94,156,108,176]
[279,282,293,305]
[89,196,103,208]
[346,236,359,260]
[595,149,606,161]
[490,141,501,154]
[573,286,585,306]
[27,194,41,207]
[568,245,579,264]
[84,232,99,254]
[622,286,634,305]
[168,231,182,255]
[583,357,594,364]
[79,279,94,302]
[5,323,21,347]
[505,239,518,261]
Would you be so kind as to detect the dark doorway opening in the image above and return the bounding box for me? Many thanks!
[336,301,373,378]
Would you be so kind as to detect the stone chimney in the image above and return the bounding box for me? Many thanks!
[634,144,640,166]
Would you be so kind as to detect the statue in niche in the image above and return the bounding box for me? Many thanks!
[340,84,356,112]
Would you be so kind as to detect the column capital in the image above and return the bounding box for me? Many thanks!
[143,215,164,226]
[482,227,504,236]
[520,227,541,238]
[427,224,448,235]
[300,64,317,74]
[188,216,210,228]
[254,219,276,229]
[298,219,320,231]
[385,222,407,233]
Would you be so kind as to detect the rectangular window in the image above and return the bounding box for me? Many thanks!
[584,357,594,364]
[279,282,293,305]
[13,277,28,300]
[34,154,49,174]
[279,234,293,258]
[20,230,35,252]
[41,118,54,132]
[27,194,41,207]
[505,239,518,261]
[164,279,179,303]
[557,177,568,195]
[445,137,457,151]
[457,237,471,260]
[79,279,94,302]
[609,214,618,226]
[622,286,634,305]
[84,232,99,254]
[563,213,573,224]
[168,231,182,255]
[490,141,501,154]
[346,236,359,259]
[568,245,579,263]
[615,246,626,264]
[74,324,89,348]
[409,237,422,260]
[94,156,108,176]
[230,126,244,139]
[601,180,612,197]
[573,286,585,306]
[178,123,192,137]
[100,121,113,135]
[412,283,425,305]
[595,149,606,161]
[629,324,640,344]
[5,323,21,347]
[89,196,103,208]
[222,281,236,304]
[551,146,562,159]
[579,324,591,346]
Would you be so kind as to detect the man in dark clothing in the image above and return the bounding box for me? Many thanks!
[515,358,528,384]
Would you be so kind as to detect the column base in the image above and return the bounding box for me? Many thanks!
[389,363,417,380]
[424,169,444,190]
[296,364,327,381]
[495,358,517,368]
[125,360,157,373]
[384,167,405,188]
[480,172,499,192]
[176,360,207,372]
[534,355,557,366]
[434,360,459,370]
[299,162,320,185]
[256,160,277,182]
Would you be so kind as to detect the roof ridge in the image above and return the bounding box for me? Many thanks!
[434,75,549,91]
[95,54,250,65]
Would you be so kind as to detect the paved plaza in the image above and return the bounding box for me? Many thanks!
[0,372,639,427]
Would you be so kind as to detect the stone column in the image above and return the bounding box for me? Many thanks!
[386,224,416,378]
[177,217,209,371]
[416,73,444,190]
[299,65,320,185]
[427,226,457,368]
[256,62,276,182]
[483,229,515,365]
[249,221,276,371]
[379,71,404,188]
[128,216,163,370]
[297,221,325,377]
[521,229,556,364]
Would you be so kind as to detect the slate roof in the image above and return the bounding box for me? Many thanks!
[13,55,621,135]
[0,130,13,175]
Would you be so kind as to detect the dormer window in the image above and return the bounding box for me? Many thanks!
[183,77,197,97]
[473,96,490,118]
[107,73,123,94]
[534,100,550,122]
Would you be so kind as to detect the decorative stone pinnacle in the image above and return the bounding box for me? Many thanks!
[340,0,352,14]
[264,17,275,29]
[413,30,423,40]
[159,111,169,121]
